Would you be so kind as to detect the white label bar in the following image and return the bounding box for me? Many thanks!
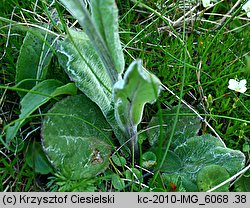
[0,192,249,208]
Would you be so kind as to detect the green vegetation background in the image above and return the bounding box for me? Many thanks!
[0,0,249,191]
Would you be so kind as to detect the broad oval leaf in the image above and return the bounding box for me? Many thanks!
[175,135,245,176]
[197,164,230,192]
[161,134,246,191]
[159,150,182,173]
[42,95,113,180]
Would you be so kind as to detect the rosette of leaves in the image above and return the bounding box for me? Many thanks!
[57,0,162,154]
[148,106,246,191]
[4,0,162,188]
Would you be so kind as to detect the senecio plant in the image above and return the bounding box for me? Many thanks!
[2,0,247,191]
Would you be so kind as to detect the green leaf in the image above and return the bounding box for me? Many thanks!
[142,151,157,169]
[111,174,125,190]
[16,29,54,97]
[25,141,53,174]
[57,30,113,116]
[5,79,67,144]
[234,175,250,192]
[148,105,201,148]
[90,0,124,75]
[159,150,182,173]
[61,179,97,192]
[197,165,230,192]
[175,135,245,176]
[42,95,113,180]
[57,29,126,149]
[244,169,250,177]
[161,134,245,191]
[52,83,77,97]
[113,60,161,149]
[58,0,119,84]
[112,155,126,167]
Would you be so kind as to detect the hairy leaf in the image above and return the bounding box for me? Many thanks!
[161,134,245,191]
[113,60,161,150]
[59,0,119,83]
[148,105,201,148]
[90,0,124,75]
[42,95,113,180]
[57,30,113,116]
[159,150,182,173]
